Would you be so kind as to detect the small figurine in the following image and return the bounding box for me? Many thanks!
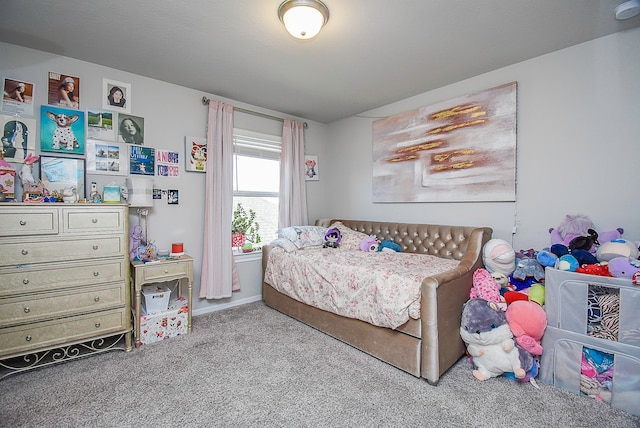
[62,186,79,203]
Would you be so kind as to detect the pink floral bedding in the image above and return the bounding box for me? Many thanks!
[264,247,460,329]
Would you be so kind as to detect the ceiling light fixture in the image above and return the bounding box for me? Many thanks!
[615,0,640,20]
[278,0,329,40]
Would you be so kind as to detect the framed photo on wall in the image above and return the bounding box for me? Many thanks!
[40,105,86,155]
[87,109,115,140]
[2,78,35,115]
[185,136,206,172]
[118,113,144,145]
[40,156,85,198]
[102,78,131,113]
[0,114,37,163]
[86,139,128,175]
[48,72,80,110]
[304,155,319,181]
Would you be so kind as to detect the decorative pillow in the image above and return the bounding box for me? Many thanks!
[328,221,369,250]
[269,238,298,253]
[276,226,327,249]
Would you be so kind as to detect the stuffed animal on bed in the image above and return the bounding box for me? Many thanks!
[359,235,380,252]
[323,228,341,248]
[378,240,402,252]
[460,298,526,381]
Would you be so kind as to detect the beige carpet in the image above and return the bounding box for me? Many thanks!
[1,301,638,427]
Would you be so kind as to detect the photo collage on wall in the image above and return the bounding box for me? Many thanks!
[1,70,187,204]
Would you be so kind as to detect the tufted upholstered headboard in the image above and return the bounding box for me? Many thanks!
[315,219,492,262]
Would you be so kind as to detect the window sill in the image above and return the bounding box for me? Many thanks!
[232,248,263,263]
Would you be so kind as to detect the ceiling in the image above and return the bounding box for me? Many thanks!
[1,1,638,124]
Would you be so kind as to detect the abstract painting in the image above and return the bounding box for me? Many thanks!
[372,82,517,202]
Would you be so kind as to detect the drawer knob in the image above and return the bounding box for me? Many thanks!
[19,220,27,226]
[21,249,29,255]
[94,296,100,302]
[164,269,169,273]
[93,271,99,277]
[95,322,101,328]
[92,245,99,250]
[92,218,98,223]
[25,335,32,342]
[24,307,30,313]
[23,278,29,285]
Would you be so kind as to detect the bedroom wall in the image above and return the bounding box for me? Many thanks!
[318,27,640,252]
[0,41,327,315]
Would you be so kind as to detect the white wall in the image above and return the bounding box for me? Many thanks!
[0,42,327,315]
[321,28,640,252]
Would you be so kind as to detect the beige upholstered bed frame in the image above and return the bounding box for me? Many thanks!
[261,219,492,385]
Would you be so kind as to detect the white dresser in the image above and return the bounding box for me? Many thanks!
[0,203,132,378]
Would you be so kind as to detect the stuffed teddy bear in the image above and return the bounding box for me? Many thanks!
[512,257,545,282]
[505,300,547,356]
[359,235,380,252]
[460,298,526,381]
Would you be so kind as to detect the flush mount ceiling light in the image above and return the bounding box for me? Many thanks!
[615,0,640,20]
[278,0,329,40]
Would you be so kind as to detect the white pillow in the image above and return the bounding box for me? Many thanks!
[269,238,298,253]
[276,226,327,249]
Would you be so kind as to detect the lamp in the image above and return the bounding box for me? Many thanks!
[278,0,329,40]
[125,177,155,261]
[615,0,640,20]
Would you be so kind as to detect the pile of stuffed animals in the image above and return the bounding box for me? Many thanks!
[460,214,639,384]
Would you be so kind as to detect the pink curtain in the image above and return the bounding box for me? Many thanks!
[200,101,240,299]
[279,120,308,228]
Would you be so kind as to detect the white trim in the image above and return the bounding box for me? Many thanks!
[192,295,263,317]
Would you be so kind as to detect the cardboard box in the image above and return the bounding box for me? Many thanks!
[138,297,188,345]
[141,285,171,314]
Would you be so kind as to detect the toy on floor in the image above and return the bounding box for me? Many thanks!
[460,298,526,381]
[470,268,506,309]
[505,300,547,356]
[483,239,516,276]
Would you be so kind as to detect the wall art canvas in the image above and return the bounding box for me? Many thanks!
[103,78,130,113]
[1,114,36,163]
[185,136,206,172]
[2,78,34,115]
[40,156,85,199]
[156,149,180,177]
[87,109,115,140]
[48,72,80,109]
[40,105,86,155]
[372,82,517,202]
[130,145,155,175]
[118,113,144,145]
[304,155,319,181]
[86,139,128,175]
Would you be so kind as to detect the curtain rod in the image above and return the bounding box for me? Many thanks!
[201,96,307,128]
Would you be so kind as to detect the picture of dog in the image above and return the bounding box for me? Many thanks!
[46,111,79,150]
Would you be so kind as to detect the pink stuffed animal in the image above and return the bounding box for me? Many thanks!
[505,300,547,356]
[470,268,506,310]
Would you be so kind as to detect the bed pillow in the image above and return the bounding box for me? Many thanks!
[328,221,369,250]
[269,238,298,253]
[276,226,327,249]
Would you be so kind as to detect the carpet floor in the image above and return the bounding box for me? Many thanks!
[1,301,638,427]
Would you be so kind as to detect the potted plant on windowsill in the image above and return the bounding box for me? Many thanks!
[232,202,261,251]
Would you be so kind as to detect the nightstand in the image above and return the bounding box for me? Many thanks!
[130,255,193,348]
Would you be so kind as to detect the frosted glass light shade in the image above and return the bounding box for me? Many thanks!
[278,0,329,40]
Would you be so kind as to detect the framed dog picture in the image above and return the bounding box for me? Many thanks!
[40,105,86,155]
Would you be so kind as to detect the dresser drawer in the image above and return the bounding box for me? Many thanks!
[63,207,126,234]
[0,208,58,237]
[0,258,127,297]
[0,236,125,266]
[140,261,191,282]
[0,307,129,358]
[0,283,126,327]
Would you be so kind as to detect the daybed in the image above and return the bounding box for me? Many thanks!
[261,219,492,385]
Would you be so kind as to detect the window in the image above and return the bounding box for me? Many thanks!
[233,129,281,247]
